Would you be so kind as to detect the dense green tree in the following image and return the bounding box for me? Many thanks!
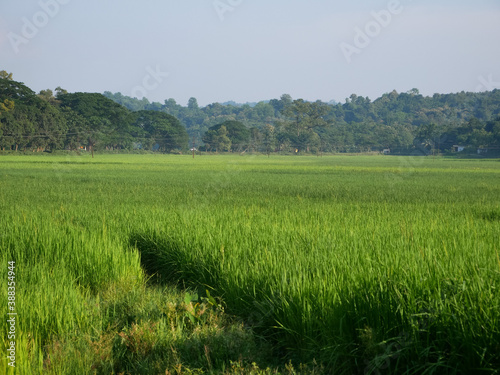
[456,118,491,148]
[188,97,199,110]
[0,78,66,151]
[485,117,500,146]
[0,70,16,114]
[0,110,30,151]
[55,86,68,96]
[269,94,292,117]
[133,110,188,152]
[38,89,61,106]
[282,99,329,151]
[205,120,250,151]
[414,123,439,154]
[59,92,136,150]
[262,124,276,156]
[253,102,274,121]
[61,107,89,150]
[0,99,14,115]
[0,77,37,101]
[202,125,231,152]
[216,126,232,152]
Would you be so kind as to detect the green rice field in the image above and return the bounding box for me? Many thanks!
[1,154,499,374]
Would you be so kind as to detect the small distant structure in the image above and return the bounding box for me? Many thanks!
[477,147,500,155]
[453,145,465,152]
[382,148,390,155]
[190,147,197,152]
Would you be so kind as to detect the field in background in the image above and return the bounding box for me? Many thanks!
[1,154,499,374]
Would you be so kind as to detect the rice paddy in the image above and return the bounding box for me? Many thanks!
[1,153,499,374]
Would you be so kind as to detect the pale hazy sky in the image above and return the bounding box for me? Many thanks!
[1,0,500,106]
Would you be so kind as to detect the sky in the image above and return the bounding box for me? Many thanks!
[1,0,500,107]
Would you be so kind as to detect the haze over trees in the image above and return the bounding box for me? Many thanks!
[1,69,499,154]
[105,89,500,154]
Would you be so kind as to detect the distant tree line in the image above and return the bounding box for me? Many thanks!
[1,68,499,154]
[104,89,500,154]
[0,72,188,153]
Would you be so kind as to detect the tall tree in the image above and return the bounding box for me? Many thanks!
[38,89,61,106]
[262,124,276,156]
[202,125,231,152]
[58,92,136,150]
[282,99,329,151]
[133,110,188,152]
[0,71,13,80]
[204,120,250,152]
[188,97,199,110]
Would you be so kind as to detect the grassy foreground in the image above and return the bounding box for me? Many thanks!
[0,153,499,374]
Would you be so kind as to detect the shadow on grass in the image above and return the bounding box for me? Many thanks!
[128,231,500,374]
[127,232,313,372]
[129,232,221,291]
[479,209,500,222]
[128,231,369,372]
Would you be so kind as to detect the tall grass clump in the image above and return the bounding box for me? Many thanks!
[0,212,144,373]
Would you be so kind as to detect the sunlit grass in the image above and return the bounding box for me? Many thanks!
[0,154,499,374]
